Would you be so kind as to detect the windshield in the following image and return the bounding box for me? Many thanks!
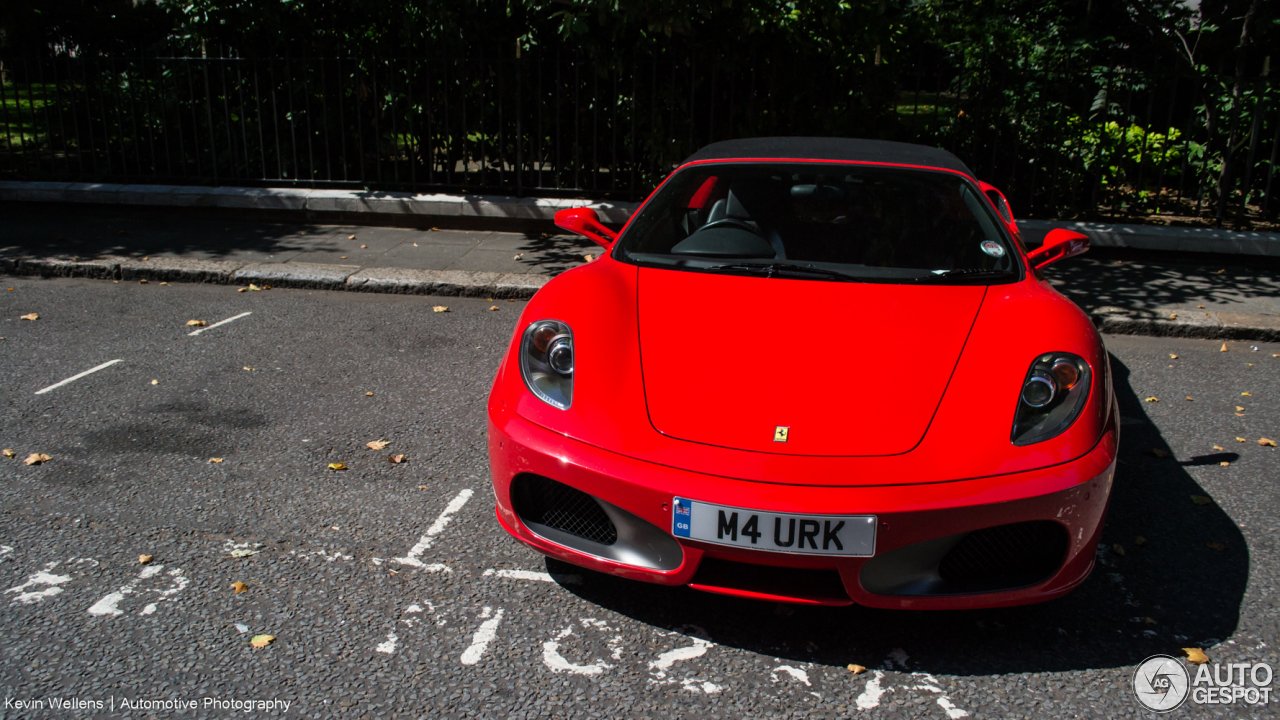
[616,162,1019,283]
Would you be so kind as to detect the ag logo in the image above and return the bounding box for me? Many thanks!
[773,426,789,443]
[1133,655,1190,712]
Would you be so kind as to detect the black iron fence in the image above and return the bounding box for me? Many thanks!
[1,53,1278,226]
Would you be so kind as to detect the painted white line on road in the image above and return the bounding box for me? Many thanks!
[5,562,71,604]
[856,670,887,709]
[35,359,123,395]
[542,626,612,676]
[772,665,811,687]
[396,488,473,567]
[188,311,252,336]
[375,633,399,654]
[460,607,504,666]
[482,568,583,585]
[88,564,163,616]
[0,545,12,558]
[140,567,189,615]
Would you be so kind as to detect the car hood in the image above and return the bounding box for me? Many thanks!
[638,267,987,456]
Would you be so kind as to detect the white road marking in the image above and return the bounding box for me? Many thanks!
[856,670,887,709]
[396,488,473,568]
[773,665,811,686]
[35,359,123,395]
[0,545,13,558]
[139,567,189,615]
[375,633,399,654]
[680,679,723,694]
[482,568,582,585]
[291,549,353,562]
[188,311,252,336]
[937,697,970,719]
[542,626,612,676]
[912,672,970,718]
[6,562,72,604]
[88,564,164,616]
[460,606,504,666]
[648,628,712,680]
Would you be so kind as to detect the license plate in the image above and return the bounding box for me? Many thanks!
[671,497,875,556]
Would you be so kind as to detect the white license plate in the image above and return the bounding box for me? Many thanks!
[671,497,875,556]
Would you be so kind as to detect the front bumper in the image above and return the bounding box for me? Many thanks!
[488,399,1117,610]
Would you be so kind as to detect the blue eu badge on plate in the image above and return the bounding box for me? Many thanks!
[672,497,692,537]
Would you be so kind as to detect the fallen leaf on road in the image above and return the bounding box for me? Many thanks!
[1134,536,1147,546]
[1237,437,1247,442]
[488,305,499,311]
[139,279,148,284]
[1113,544,1126,556]
[250,634,275,648]
[159,282,168,286]
[228,548,260,558]
[1184,396,1193,401]
[1184,648,1210,664]
[367,440,390,451]
[1190,495,1213,505]
[513,253,524,260]
[237,287,247,292]
[1146,448,1168,458]
[1236,406,1245,411]
[1168,313,1177,319]
[151,379,159,385]
[348,235,356,240]
[1220,343,1228,352]
[186,320,206,327]
[1235,413,1245,417]
[430,227,440,231]
[432,306,449,313]
[139,555,153,564]
[1,449,13,458]
[417,485,429,489]
[388,454,407,464]
[1213,445,1225,451]
[1169,354,1178,359]
[1144,397,1159,402]
[232,581,248,594]
[365,391,373,396]
[1259,438,1277,447]
[248,284,262,291]
[1220,461,1230,466]
[1206,542,1227,551]
[24,453,51,466]
[20,313,38,321]
[328,462,347,471]
[1197,305,1205,309]
[243,367,254,371]
[209,458,223,463]
[1241,391,1252,396]
[847,664,866,674]
[360,244,368,249]
[340,256,347,259]
[1216,269,1225,274]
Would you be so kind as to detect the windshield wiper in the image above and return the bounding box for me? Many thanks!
[909,268,1015,284]
[703,262,865,282]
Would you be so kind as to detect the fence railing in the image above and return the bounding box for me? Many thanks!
[1,53,1277,227]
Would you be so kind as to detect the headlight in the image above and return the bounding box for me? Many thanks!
[520,319,574,410]
[1012,352,1090,445]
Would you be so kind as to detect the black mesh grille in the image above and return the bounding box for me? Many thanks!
[512,474,618,546]
[937,521,1067,593]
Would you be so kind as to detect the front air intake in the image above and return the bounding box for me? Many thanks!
[511,474,617,545]
[937,520,1067,593]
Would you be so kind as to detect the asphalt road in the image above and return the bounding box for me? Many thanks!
[1,276,1277,719]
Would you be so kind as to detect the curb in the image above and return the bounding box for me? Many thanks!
[5,255,1278,340]
[1091,307,1280,342]
[3,256,551,299]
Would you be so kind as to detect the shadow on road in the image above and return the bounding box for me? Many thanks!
[547,353,1247,675]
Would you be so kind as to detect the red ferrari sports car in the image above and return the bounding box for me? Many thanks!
[487,137,1118,609]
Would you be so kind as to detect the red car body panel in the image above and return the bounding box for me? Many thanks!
[489,144,1117,609]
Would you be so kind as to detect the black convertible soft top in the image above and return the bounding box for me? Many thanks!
[681,137,974,177]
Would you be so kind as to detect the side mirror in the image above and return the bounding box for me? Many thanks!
[1026,229,1089,270]
[554,207,618,249]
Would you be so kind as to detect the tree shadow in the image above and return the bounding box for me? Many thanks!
[545,353,1248,675]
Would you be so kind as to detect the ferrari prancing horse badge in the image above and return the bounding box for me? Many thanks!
[774,426,789,443]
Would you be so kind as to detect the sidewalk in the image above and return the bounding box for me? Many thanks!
[2,203,1278,340]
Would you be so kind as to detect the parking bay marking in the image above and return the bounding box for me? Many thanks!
[483,568,582,585]
[395,488,473,569]
[188,311,252,336]
[460,607,505,666]
[34,359,123,395]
